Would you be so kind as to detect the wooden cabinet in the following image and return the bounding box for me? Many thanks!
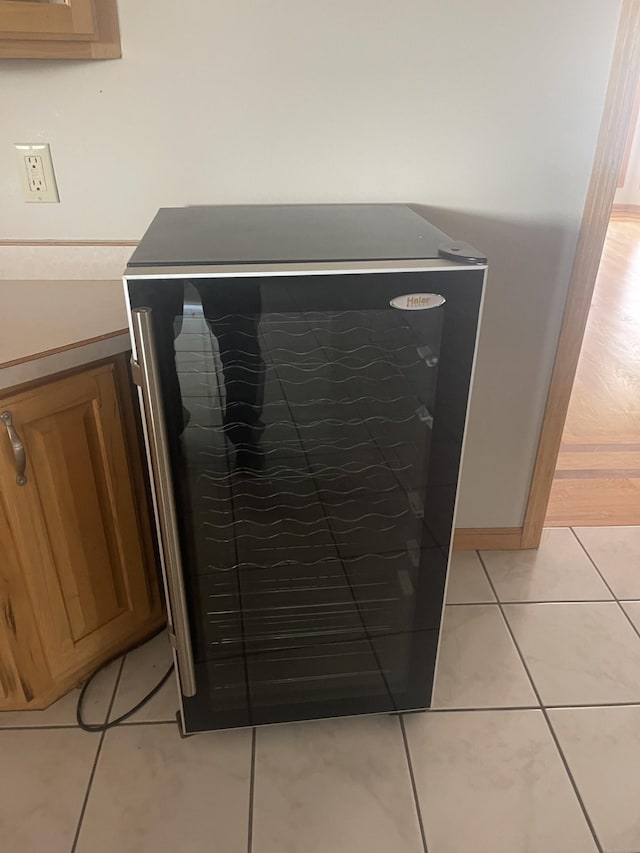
[0,356,164,710]
[0,0,120,59]
[0,494,51,706]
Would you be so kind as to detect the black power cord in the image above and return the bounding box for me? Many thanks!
[76,627,175,733]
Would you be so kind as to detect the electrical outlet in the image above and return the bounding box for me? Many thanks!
[14,143,59,203]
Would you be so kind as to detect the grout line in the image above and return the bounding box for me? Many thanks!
[476,551,605,853]
[399,715,429,853]
[570,528,621,601]
[8,699,640,734]
[545,701,640,709]
[247,727,257,853]
[570,528,640,643]
[0,723,81,731]
[617,603,640,643]
[7,701,640,735]
[70,657,126,853]
[447,598,617,606]
[427,705,539,713]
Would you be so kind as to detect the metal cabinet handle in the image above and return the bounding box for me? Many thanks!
[1,411,27,486]
[130,307,197,698]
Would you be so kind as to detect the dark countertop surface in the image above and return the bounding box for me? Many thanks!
[127,204,453,268]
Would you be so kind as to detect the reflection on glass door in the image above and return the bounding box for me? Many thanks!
[128,271,478,731]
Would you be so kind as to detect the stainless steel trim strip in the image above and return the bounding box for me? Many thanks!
[430,267,489,706]
[123,257,486,280]
[131,307,197,697]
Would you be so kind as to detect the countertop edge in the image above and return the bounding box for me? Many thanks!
[0,331,131,393]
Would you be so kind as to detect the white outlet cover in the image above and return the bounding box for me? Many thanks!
[15,142,60,203]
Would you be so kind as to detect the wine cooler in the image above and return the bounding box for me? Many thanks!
[124,204,486,734]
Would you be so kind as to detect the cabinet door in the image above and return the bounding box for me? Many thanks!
[0,0,97,40]
[0,362,154,683]
[0,491,52,708]
[0,0,120,59]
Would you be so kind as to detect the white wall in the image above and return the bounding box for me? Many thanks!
[0,0,622,528]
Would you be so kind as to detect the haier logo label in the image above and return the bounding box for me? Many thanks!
[389,293,446,311]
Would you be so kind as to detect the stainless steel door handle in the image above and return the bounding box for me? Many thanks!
[1,411,27,486]
[131,307,197,698]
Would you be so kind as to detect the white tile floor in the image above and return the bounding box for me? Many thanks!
[2,526,640,852]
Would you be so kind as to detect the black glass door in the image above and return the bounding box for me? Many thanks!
[128,269,483,731]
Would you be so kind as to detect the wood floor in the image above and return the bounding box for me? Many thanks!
[546,217,640,526]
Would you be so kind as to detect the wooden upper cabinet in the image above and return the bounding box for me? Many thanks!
[0,0,97,40]
[0,0,121,59]
[0,360,161,708]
